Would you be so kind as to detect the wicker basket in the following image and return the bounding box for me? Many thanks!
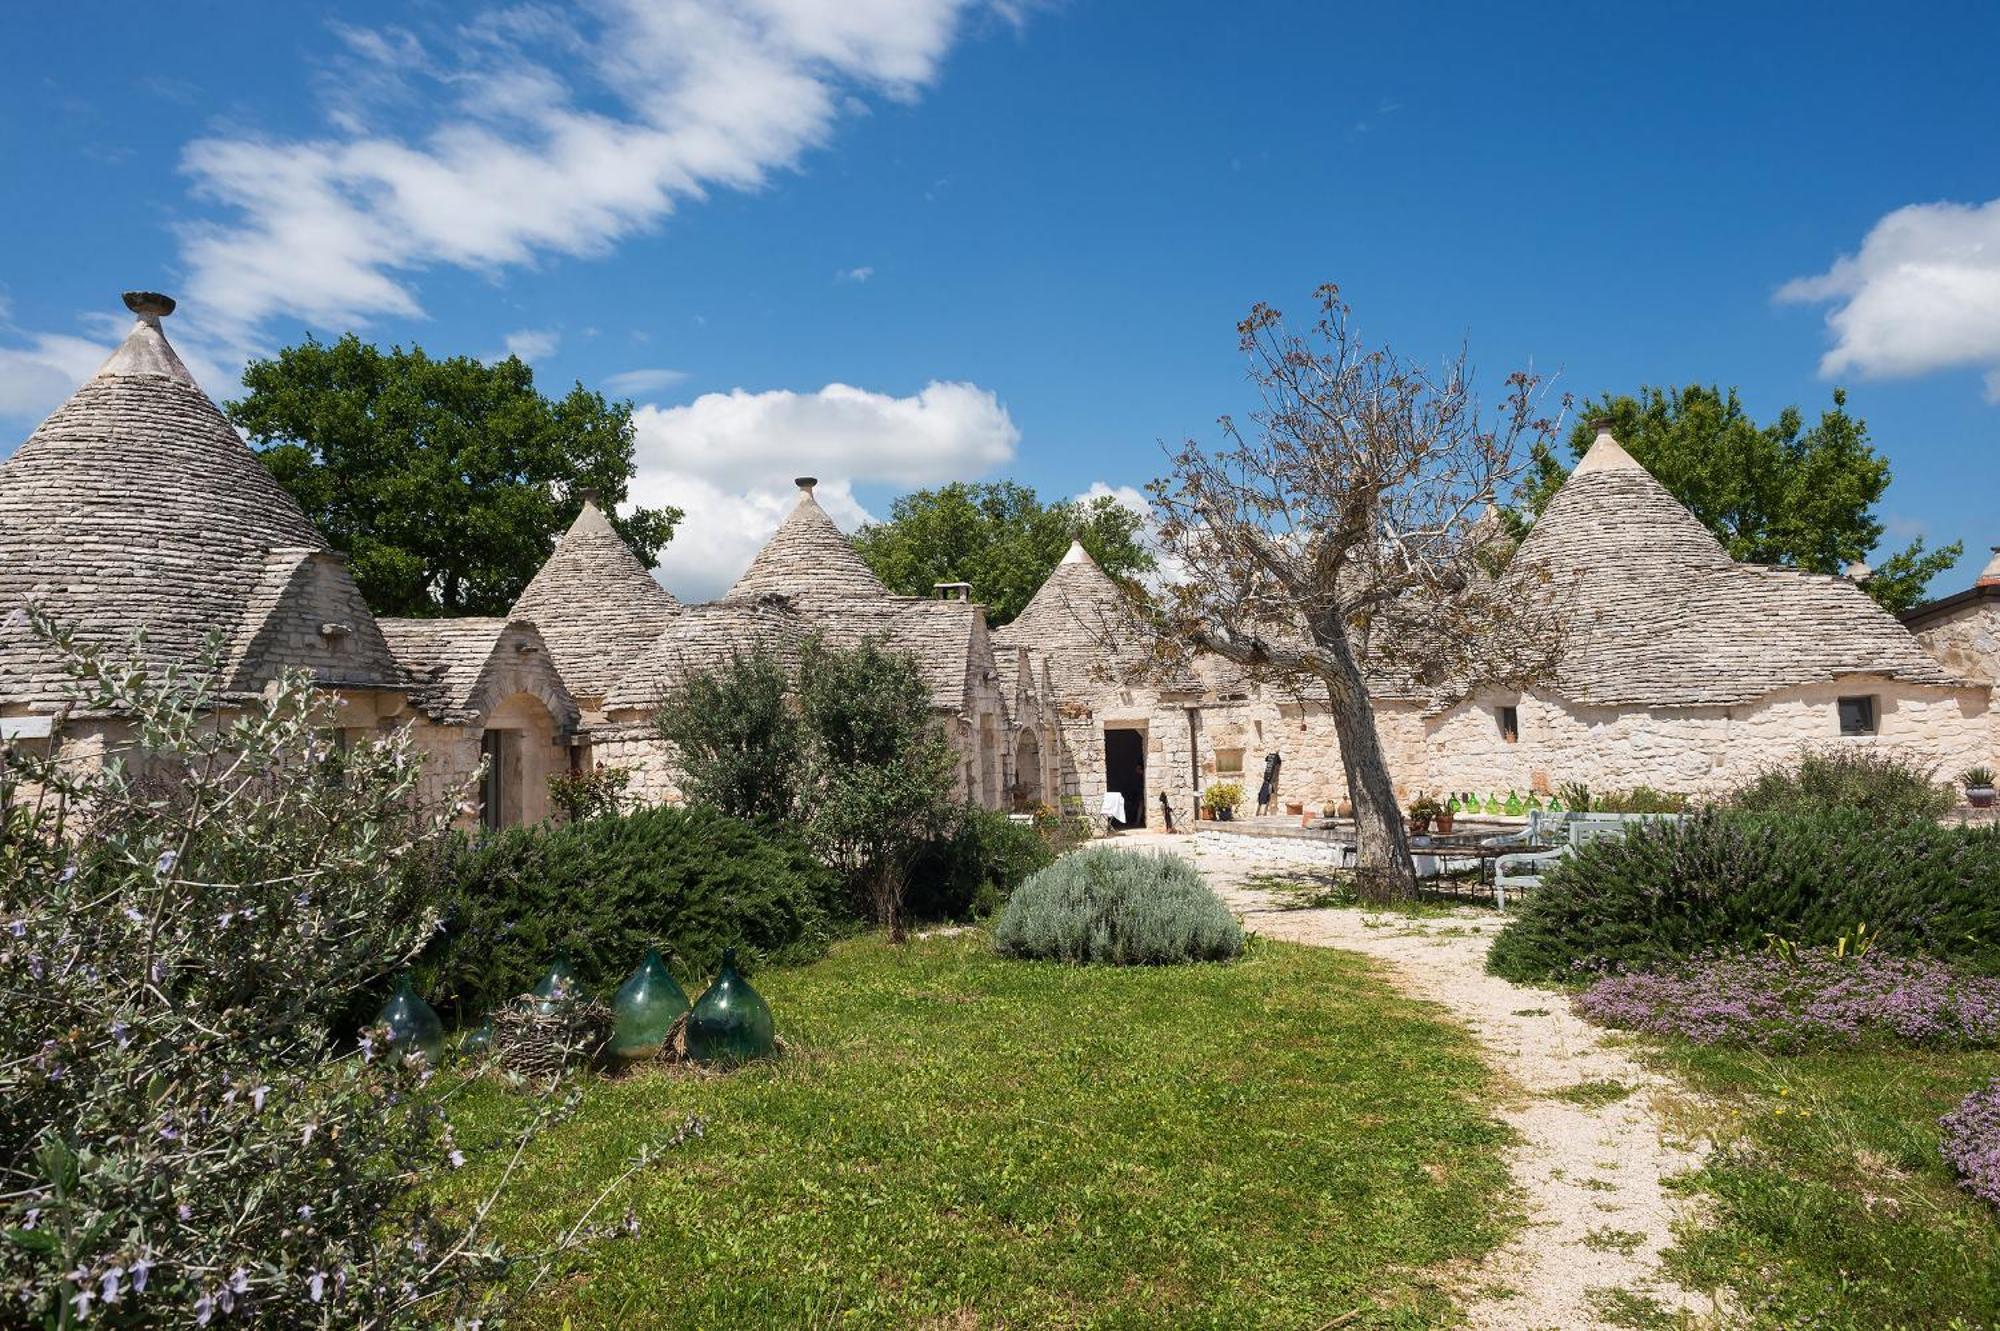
[490,993,614,1079]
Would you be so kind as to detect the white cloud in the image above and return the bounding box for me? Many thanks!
[175,0,994,343]
[0,333,113,421]
[836,265,875,283]
[602,367,689,397]
[1779,197,2000,391]
[497,327,560,362]
[631,379,1019,598]
[1074,480,1186,589]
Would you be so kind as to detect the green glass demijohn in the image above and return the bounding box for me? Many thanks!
[1482,791,1501,815]
[532,955,580,1014]
[1503,790,1524,816]
[685,948,776,1066]
[377,977,445,1066]
[610,947,690,1063]
[460,1018,494,1056]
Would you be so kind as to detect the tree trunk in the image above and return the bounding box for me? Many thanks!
[1310,623,1417,903]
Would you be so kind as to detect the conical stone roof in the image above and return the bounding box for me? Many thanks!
[727,477,888,606]
[995,540,1181,698]
[0,293,402,707]
[512,496,679,701]
[1512,426,1960,705]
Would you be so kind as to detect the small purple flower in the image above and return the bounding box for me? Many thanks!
[130,1258,150,1293]
[449,1149,465,1169]
[100,1266,125,1304]
[297,1204,313,1220]
[59,864,77,883]
[308,1270,325,1303]
[177,1203,192,1221]
[228,1268,249,1295]
[70,1288,93,1318]
[7,919,24,938]
[123,906,144,924]
[358,1033,376,1063]
[21,1208,39,1230]
[194,1292,214,1325]
[111,1020,130,1049]
[251,1085,269,1112]
[216,911,234,929]
[155,850,177,875]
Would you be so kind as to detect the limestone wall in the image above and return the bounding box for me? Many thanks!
[1913,599,2000,688]
[1421,680,1996,800]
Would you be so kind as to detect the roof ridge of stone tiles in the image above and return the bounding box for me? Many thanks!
[1510,427,1963,705]
[511,494,680,700]
[0,292,402,707]
[727,476,887,605]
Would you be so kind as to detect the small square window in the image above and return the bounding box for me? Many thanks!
[1215,747,1245,775]
[1497,705,1519,744]
[1837,696,1877,736]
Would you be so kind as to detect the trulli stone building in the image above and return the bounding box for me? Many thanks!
[2,293,1993,831]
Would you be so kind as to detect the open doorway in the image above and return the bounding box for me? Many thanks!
[1103,727,1146,828]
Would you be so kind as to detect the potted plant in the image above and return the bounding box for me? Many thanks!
[1433,800,1456,835]
[1406,794,1444,835]
[1964,766,1997,810]
[1202,782,1244,822]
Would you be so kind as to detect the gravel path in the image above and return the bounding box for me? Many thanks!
[1127,831,1722,1330]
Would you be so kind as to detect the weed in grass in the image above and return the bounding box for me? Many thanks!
[1583,1228,1647,1254]
[1587,1286,1680,1329]
[1511,1008,1552,1018]
[1554,1080,1635,1108]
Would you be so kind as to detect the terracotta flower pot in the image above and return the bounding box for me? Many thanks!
[1434,813,1455,834]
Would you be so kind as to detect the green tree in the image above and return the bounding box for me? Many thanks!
[228,335,681,616]
[852,481,1155,624]
[797,636,961,941]
[1517,386,1958,613]
[653,651,806,825]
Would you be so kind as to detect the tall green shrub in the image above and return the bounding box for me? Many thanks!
[418,804,842,1018]
[904,806,1057,921]
[1488,809,2000,982]
[1727,749,1954,824]
[996,848,1245,965]
[654,651,804,824]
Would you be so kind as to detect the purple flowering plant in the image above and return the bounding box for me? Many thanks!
[1941,1079,2000,1212]
[1574,946,2000,1053]
[0,614,651,1327]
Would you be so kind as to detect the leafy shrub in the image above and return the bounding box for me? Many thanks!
[547,763,632,821]
[1488,809,2000,983]
[1555,781,1689,813]
[1575,950,2000,1050]
[995,848,1244,964]
[904,807,1057,921]
[653,651,803,825]
[418,804,843,1019]
[1727,749,1954,824]
[1941,1079,2000,1212]
[1201,782,1244,814]
[1,618,502,1327]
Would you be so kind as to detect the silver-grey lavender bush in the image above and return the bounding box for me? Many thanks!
[994,847,1244,964]
[1,615,504,1328]
[1574,949,2000,1052]
[1940,1079,2000,1212]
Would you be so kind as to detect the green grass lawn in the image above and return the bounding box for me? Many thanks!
[446,930,1516,1329]
[1639,1042,2000,1330]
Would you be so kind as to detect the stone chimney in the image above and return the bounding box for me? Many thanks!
[933,581,973,602]
[123,291,176,321]
[794,476,817,495]
[1978,545,2000,589]
[1844,560,1873,585]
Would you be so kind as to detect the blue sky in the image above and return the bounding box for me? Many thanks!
[3,1,1996,599]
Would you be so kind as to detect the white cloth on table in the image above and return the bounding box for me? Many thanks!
[1099,791,1127,824]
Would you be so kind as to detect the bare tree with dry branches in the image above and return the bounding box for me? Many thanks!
[1147,284,1569,900]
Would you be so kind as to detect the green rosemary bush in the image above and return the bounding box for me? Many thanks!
[1726,749,1954,824]
[1488,809,2000,983]
[418,804,843,1018]
[995,848,1244,964]
[0,616,496,1327]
